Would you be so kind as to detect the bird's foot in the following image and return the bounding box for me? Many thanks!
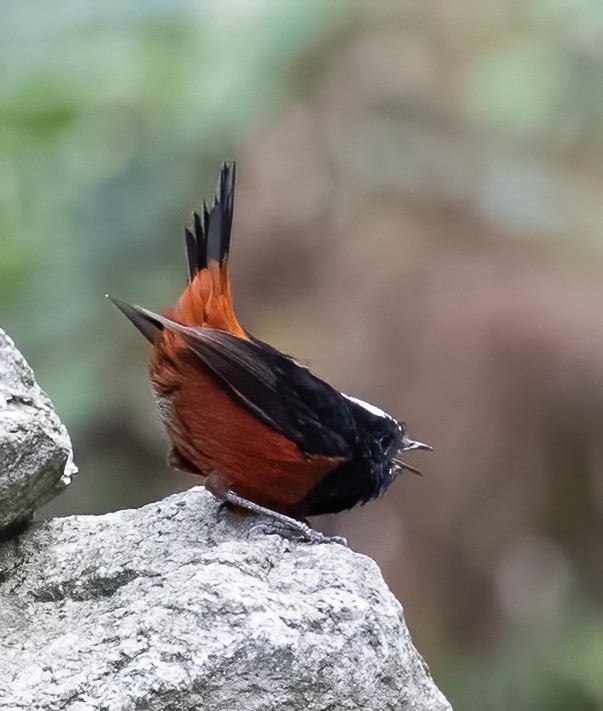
[205,471,347,546]
[248,518,347,546]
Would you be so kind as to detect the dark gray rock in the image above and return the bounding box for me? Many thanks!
[0,329,77,531]
[0,487,451,710]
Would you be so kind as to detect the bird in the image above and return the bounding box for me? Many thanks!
[109,161,430,543]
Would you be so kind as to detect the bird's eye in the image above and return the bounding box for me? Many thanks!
[379,423,403,456]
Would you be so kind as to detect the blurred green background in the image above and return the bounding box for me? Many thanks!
[2,1,603,708]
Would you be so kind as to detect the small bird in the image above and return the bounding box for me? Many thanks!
[110,161,430,543]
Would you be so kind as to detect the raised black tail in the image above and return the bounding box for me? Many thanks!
[185,161,236,281]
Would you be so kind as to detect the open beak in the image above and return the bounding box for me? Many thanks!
[394,433,432,477]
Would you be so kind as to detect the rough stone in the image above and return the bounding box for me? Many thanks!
[0,328,77,531]
[0,487,451,710]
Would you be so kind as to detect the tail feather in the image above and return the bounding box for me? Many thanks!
[186,161,236,281]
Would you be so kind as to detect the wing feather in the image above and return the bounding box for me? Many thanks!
[158,316,355,458]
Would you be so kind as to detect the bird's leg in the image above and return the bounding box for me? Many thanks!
[204,471,346,546]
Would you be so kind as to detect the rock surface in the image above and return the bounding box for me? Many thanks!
[0,487,451,711]
[0,329,77,531]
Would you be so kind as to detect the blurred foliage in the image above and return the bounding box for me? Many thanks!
[0,0,346,423]
[2,1,603,709]
[443,601,603,710]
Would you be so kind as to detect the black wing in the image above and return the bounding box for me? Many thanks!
[177,326,356,459]
[108,303,357,458]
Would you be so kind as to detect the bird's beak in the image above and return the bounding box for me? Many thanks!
[393,434,432,477]
[401,436,432,452]
[399,462,424,476]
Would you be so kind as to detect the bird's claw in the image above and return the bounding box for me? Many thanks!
[249,518,347,546]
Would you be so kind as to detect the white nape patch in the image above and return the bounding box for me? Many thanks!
[343,394,391,420]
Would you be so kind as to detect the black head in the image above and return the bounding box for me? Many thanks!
[343,396,402,495]
[294,393,431,518]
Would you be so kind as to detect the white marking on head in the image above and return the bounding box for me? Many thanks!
[342,393,392,420]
